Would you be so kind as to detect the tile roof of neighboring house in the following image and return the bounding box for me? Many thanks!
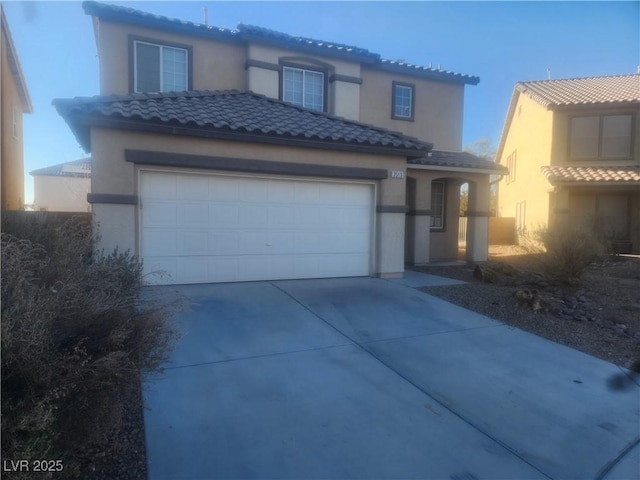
[30,158,92,178]
[516,74,640,108]
[1,5,32,113]
[541,166,640,185]
[82,1,479,85]
[408,150,508,174]
[53,90,433,155]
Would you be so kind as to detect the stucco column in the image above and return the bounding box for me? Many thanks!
[466,178,490,262]
[407,174,432,265]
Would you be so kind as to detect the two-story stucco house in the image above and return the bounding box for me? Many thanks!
[497,74,640,254]
[1,5,32,211]
[55,1,505,285]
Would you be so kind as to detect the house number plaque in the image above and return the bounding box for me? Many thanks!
[390,170,404,179]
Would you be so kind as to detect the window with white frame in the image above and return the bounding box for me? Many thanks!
[134,40,188,93]
[570,114,633,159]
[430,181,445,230]
[282,66,324,112]
[392,82,414,120]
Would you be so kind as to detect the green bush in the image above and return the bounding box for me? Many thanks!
[519,220,605,284]
[1,217,178,478]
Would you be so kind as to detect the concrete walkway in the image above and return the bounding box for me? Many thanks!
[143,274,639,480]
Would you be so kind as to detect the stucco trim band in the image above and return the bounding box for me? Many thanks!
[125,150,389,180]
[245,59,281,72]
[329,73,363,85]
[87,193,138,205]
[376,205,409,213]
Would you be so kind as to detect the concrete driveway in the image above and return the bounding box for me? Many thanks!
[143,273,639,480]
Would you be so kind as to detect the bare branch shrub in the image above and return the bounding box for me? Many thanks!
[1,217,179,477]
[518,219,606,284]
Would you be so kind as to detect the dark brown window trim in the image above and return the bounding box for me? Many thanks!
[279,58,331,113]
[87,193,138,205]
[391,81,415,122]
[126,149,388,180]
[128,35,194,93]
[376,205,409,213]
[329,73,363,85]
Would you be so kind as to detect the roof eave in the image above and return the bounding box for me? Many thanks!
[407,163,507,175]
[58,113,430,157]
[374,62,479,86]
[1,6,33,113]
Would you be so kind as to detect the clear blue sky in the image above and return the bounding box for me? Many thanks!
[4,1,639,204]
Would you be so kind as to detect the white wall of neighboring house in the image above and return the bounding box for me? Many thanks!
[33,175,91,212]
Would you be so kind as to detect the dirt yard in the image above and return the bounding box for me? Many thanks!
[416,246,640,370]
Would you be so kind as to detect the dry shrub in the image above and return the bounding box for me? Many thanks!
[518,220,606,284]
[1,217,178,478]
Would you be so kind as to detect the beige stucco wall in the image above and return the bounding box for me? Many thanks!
[246,44,361,120]
[33,176,91,212]
[94,19,247,95]
[1,26,25,210]
[90,127,408,276]
[360,67,465,150]
[497,93,554,232]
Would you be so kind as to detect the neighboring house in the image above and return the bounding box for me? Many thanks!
[1,5,32,211]
[496,74,640,253]
[30,158,91,212]
[55,1,506,285]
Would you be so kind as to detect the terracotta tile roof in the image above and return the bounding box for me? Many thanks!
[30,158,91,178]
[238,24,379,61]
[541,166,640,184]
[516,74,640,108]
[409,150,507,173]
[53,90,432,155]
[82,2,479,85]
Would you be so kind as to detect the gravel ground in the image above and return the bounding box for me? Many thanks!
[84,249,639,478]
[416,247,640,370]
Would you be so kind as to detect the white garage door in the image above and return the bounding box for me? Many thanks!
[140,171,374,285]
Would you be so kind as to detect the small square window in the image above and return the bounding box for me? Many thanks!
[392,82,414,120]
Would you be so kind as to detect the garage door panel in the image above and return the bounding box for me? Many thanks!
[141,171,373,285]
[210,178,240,202]
[211,232,240,255]
[180,203,209,227]
[143,230,177,256]
[210,205,240,226]
[239,205,269,228]
[178,176,209,200]
[141,174,177,199]
[183,231,210,255]
[144,202,177,227]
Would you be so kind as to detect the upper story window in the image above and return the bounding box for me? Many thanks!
[12,106,19,139]
[133,40,189,93]
[392,81,414,121]
[570,114,633,160]
[282,66,324,112]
